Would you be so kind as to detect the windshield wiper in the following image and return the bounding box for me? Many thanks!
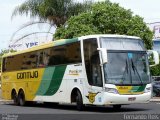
[131,59,143,85]
[122,60,129,84]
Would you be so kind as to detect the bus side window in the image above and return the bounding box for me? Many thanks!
[37,51,45,67]
[43,50,50,66]
[2,58,6,72]
[48,46,66,66]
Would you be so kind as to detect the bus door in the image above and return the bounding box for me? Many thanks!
[83,38,103,103]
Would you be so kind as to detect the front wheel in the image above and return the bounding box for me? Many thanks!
[76,91,84,111]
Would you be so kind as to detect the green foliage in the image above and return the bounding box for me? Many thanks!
[12,0,93,27]
[149,53,160,76]
[150,63,160,76]
[55,0,153,49]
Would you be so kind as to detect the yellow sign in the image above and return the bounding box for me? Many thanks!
[116,86,144,95]
[87,93,98,103]
[116,86,132,94]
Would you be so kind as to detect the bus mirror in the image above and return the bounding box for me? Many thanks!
[97,48,108,64]
[147,50,159,67]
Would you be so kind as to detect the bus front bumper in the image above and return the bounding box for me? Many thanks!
[103,92,151,105]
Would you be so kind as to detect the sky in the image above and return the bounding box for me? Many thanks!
[0,0,160,50]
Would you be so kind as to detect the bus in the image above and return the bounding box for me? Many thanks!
[1,34,159,110]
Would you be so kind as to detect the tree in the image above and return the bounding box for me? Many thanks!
[12,0,92,27]
[150,63,160,76]
[11,0,92,43]
[54,0,153,49]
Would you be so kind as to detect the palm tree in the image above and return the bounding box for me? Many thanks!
[12,0,92,27]
[11,0,92,43]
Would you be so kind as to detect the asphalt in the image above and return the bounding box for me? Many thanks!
[0,102,159,120]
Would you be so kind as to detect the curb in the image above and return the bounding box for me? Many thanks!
[150,97,160,102]
[0,99,13,104]
[0,100,12,102]
[150,99,160,102]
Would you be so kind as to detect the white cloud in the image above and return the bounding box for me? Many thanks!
[0,1,30,50]
[110,0,160,22]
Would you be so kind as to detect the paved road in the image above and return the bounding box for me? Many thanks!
[0,102,160,114]
[0,102,159,120]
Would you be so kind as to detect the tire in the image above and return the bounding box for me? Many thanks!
[12,91,18,105]
[18,90,26,106]
[153,92,156,97]
[113,105,121,110]
[76,91,84,111]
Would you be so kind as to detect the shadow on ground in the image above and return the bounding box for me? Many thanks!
[5,102,150,113]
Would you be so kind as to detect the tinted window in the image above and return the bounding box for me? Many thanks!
[3,41,81,72]
[48,45,66,65]
[22,52,38,69]
[48,42,81,66]
[5,54,24,71]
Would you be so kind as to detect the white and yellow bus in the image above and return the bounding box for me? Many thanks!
[1,34,159,110]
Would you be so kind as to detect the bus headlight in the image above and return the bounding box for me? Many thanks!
[144,87,151,93]
[104,87,119,94]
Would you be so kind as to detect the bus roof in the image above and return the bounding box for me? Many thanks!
[3,34,141,58]
[79,34,141,40]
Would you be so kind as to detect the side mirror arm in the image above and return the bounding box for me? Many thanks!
[97,48,108,64]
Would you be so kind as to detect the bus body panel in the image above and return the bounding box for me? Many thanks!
[33,64,84,103]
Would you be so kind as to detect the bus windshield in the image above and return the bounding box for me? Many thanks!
[100,37,144,51]
[103,51,150,85]
[100,37,150,85]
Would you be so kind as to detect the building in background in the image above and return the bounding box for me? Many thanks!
[148,22,160,39]
[148,22,160,53]
[153,39,160,53]
[9,35,53,51]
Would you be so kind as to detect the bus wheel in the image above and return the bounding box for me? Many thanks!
[113,105,121,110]
[18,90,25,106]
[76,91,84,111]
[12,91,18,105]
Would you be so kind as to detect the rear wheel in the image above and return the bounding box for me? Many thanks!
[18,90,26,106]
[12,91,18,105]
[76,91,84,111]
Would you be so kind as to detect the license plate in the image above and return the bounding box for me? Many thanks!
[128,97,136,101]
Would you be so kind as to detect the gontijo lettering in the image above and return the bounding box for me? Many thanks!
[17,71,38,79]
